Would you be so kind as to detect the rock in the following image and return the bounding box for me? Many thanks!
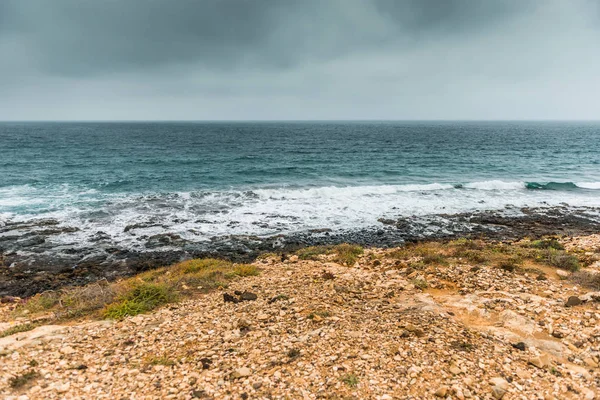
[489,377,509,390]
[583,357,598,368]
[434,385,449,397]
[223,293,239,303]
[232,367,252,379]
[448,364,462,375]
[511,342,526,351]
[240,291,257,301]
[528,354,550,369]
[257,313,269,321]
[60,346,75,355]
[583,389,596,400]
[565,296,582,307]
[491,385,507,399]
[556,269,570,278]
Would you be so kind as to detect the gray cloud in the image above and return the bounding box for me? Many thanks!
[0,0,599,120]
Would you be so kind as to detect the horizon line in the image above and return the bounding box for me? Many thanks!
[2,119,600,123]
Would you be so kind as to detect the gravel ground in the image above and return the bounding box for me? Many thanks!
[1,239,599,399]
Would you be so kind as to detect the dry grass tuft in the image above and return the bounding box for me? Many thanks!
[569,270,600,290]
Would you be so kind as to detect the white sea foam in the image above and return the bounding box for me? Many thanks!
[463,181,526,190]
[577,182,600,189]
[1,182,599,250]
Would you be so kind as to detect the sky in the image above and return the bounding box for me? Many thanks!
[1,0,599,121]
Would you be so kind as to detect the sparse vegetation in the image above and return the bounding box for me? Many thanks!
[0,323,37,338]
[296,246,332,260]
[308,310,332,319]
[341,373,359,387]
[334,244,364,266]
[497,256,522,272]
[412,278,429,290]
[9,370,39,389]
[295,243,364,266]
[14,258,260,322]
[530,239,564,250]
[145,355,176,367]
[569,270,600,290]
[103,282,176,319]
[545,249,580,272]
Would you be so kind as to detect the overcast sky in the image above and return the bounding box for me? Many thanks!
[1,0,599,120]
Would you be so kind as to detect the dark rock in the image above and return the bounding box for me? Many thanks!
[199,358,212,370]
[223,293,239,303]
[512,342,526,351]
[321,271,335,280]
[239,291,257,301]
[565,296,582,307]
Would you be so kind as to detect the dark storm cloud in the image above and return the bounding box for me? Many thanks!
[0,0,599,120]
[2,0,537,76]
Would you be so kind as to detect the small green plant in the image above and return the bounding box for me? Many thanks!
[497,256,522,272]
[333,244,364,266]
[422,253,447,265]
[545,249,580,272]
[145,356,176,367]
[296,246,332,260]
[341,373,359,387]
[530,239,564,250]
[232,264,260,277]
[9,370,39,389]
[103,282,176,319]
[0,323,37,339]
[179,258,232,274]
[412,278,428,290]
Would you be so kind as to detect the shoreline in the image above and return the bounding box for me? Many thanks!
[2,205,600,297]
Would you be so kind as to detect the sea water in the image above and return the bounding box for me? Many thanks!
[1,121,599,249]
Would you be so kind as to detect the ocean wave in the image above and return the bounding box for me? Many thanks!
[576,182,600,190]
[463,181,525,190]
[525,181,599,191]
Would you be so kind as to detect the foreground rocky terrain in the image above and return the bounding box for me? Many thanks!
[1,236,599,399]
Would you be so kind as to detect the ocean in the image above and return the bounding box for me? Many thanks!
[1,121,600,253]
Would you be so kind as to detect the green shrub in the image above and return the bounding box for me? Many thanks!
[296,246,332,260]
[333,244,364,266]
[0,323,37,338]
[545,249,580,272]
[341,373,359,387]
[178,258,232,274]
[103,282,176,319]
[569,271,600,290]
[422,253,447,265]
[530,239,564,251]
[232,264,260,277]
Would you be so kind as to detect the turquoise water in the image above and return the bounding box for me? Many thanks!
[1,121,599,247]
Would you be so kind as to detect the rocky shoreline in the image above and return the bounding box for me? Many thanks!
[2,205,600,297]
